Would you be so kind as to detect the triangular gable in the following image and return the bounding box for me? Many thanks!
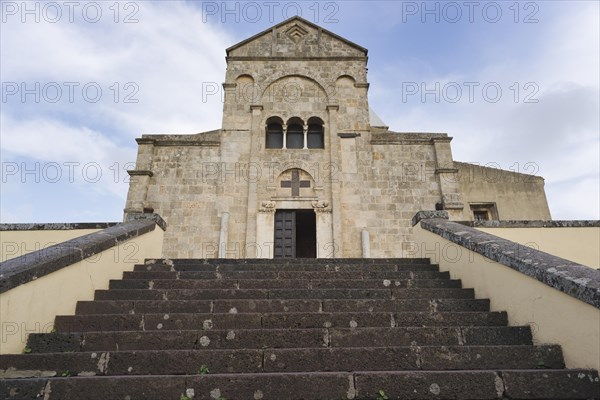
[226,16,368,58]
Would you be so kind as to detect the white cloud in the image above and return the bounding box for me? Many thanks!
[0,205,34,224]
[1,2,234,222]
[547,175,600,221]
[1,113,132,196]
[1,2,232,137]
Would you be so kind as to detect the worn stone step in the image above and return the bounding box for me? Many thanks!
[329,326,532,347]
[109,278,462,290]
[94,289,271,301]
[0,349,264,377]
[136,263,440,273]
[56,313,262,332]
[94,288,474,301]
[321,298,489,313]
[262,345,565,372]
[75,298,490,315]
[147,257,432,265]
[54,311,507,332]
[0,346,565,378]
[2,369,597,400]
[124,269,447,280]
[27,329,329,352]
[76,299,315,315]
[353,369,600,400]
[0,373,350,400]
[26,326,532,352]
[260,311,507,329]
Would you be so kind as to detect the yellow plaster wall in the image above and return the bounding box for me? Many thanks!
[0,228,164,354]
[411,224,600,370]
[477,227,600,269]
[456,162,552,221]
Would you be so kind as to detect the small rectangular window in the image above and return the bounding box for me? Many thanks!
[470,203,498,221]
[473,210,490,221]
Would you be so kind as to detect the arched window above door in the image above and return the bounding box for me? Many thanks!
[265,116,325,150]
[265,117,284,149]
[307,117,324,149]
[286,117,304,149]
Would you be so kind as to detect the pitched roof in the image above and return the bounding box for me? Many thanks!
[226,16,368,56]
[369,107,388,128]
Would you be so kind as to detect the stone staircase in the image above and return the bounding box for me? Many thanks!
[1,258,598,399]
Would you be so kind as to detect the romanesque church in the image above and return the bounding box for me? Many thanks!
[2,16,598,400]
[124,16,550,259]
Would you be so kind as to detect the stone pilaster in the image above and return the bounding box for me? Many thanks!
[245,105,263,257]
[313,201,333,258]
[256,201,276,259]
[123,138,155,218]
[327,105,342,257]
[432,137,464,220]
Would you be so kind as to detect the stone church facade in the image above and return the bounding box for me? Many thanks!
[124,17,551,259]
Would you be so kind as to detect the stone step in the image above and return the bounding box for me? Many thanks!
[54,311,508,332]
[146,257,432,265]
[136,263,440,272]
[257,345,566,373]
[75,298,491,315]
[0,346,565,378]
[26,326,532,352]
[109,278,462,290]
[2,369,598,400]
[329,326,532,347]
[93,288,475,301]
[124,269,448,280]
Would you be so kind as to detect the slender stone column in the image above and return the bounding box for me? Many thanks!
[218,212,230,258]
[282,124,287,149]
[303,124,308,149]
[361,229,371,258]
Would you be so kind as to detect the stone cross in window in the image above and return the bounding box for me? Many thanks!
[280,169,310,197]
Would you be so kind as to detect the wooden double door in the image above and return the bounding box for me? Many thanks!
[274,210,316,258]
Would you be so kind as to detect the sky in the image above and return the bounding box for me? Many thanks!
[1,0,598,222]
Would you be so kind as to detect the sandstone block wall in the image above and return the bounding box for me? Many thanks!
[123,17,551,258]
